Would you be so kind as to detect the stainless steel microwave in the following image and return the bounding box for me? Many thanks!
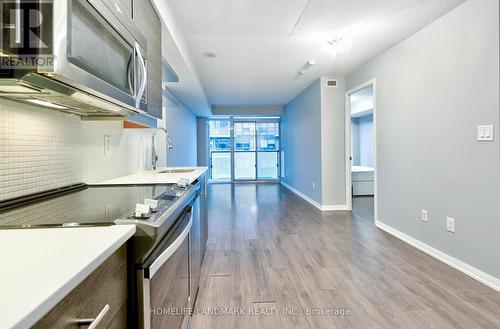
[0,0,149,118]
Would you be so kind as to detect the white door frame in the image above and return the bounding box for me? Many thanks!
[345,79,377,222]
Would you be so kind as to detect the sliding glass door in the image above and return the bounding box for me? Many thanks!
[234,122,257,180]
[256,122,280,180]
[209,118,280,182]
[209,120,231,181]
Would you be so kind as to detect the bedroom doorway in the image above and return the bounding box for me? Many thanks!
[346,80,377,221]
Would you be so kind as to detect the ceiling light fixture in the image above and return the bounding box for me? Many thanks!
[203,52,217,58]
[326,35,352,59]
[298,60,316,75]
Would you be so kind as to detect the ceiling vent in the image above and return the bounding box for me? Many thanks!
[326,79,339,88]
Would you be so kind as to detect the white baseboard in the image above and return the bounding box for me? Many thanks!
[322,204,349,211]
[280,181,348,212]
[281,181,323,210]
[375,220,500,292]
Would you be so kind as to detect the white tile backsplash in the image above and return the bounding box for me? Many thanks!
[0,98,157,201]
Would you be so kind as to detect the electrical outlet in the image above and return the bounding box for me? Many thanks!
[421,209,428,222]
[446,217,455,233]
[104,135,111,155]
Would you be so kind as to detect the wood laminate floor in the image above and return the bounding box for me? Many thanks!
[192,183,500,329]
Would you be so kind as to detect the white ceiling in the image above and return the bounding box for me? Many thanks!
[154,0,212,116]
[166,0,465,107]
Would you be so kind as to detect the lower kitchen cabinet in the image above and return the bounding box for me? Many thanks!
[33,246,128,329]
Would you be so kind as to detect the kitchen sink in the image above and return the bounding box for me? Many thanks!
[158,169,195,174]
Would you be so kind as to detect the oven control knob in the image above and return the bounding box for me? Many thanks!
[135,203,151,219]
[144,199,158,212]
[177,178,189,189]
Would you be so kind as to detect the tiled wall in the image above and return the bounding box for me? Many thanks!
[0,98,158,201]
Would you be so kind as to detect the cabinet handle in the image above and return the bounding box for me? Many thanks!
[75,304,110,328]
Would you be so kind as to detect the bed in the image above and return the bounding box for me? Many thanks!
[352,166,374,196]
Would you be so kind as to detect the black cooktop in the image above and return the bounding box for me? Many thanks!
[0,183,185,229]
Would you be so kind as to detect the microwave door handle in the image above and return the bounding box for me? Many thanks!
[134,43,147,108]
[146,209,193,278]
[134,42,142,108]
[126,52,136,99]
[138,49,148,107]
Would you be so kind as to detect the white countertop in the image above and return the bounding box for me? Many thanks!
[0,225,136,329]
[91,167,208,185]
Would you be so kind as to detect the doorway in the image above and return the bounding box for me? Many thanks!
[345,80,377,221]
[209,117,280,183]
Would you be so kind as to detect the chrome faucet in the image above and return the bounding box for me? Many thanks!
[151,128,173,170]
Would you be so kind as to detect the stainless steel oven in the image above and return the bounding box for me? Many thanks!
[0,0,148,117]
[137,206,192,329]
[136,183,203,329]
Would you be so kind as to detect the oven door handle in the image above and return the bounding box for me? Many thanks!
[146,208,193,278]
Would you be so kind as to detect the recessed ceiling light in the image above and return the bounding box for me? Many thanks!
[203,52,217,58]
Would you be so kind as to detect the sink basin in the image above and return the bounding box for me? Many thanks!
[158,169,195,174]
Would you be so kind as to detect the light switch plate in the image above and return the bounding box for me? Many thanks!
[104,135,112,155]
[477,125,494,142]
[446,217,455,233]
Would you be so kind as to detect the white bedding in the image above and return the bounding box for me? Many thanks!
[352,166,374,173]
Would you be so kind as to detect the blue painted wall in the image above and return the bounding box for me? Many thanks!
[165,102,198,167]
[281,79,323,204]
[351,113,374,167]
[347,0,500,278]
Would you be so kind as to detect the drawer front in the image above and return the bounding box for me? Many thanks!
[33,247,128,329]
[106,302,128,329]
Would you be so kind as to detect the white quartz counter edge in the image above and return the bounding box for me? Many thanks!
[0,225,136,329]
[89,167,208,185]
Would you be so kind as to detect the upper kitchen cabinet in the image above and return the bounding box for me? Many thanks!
[133,0,163,119]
